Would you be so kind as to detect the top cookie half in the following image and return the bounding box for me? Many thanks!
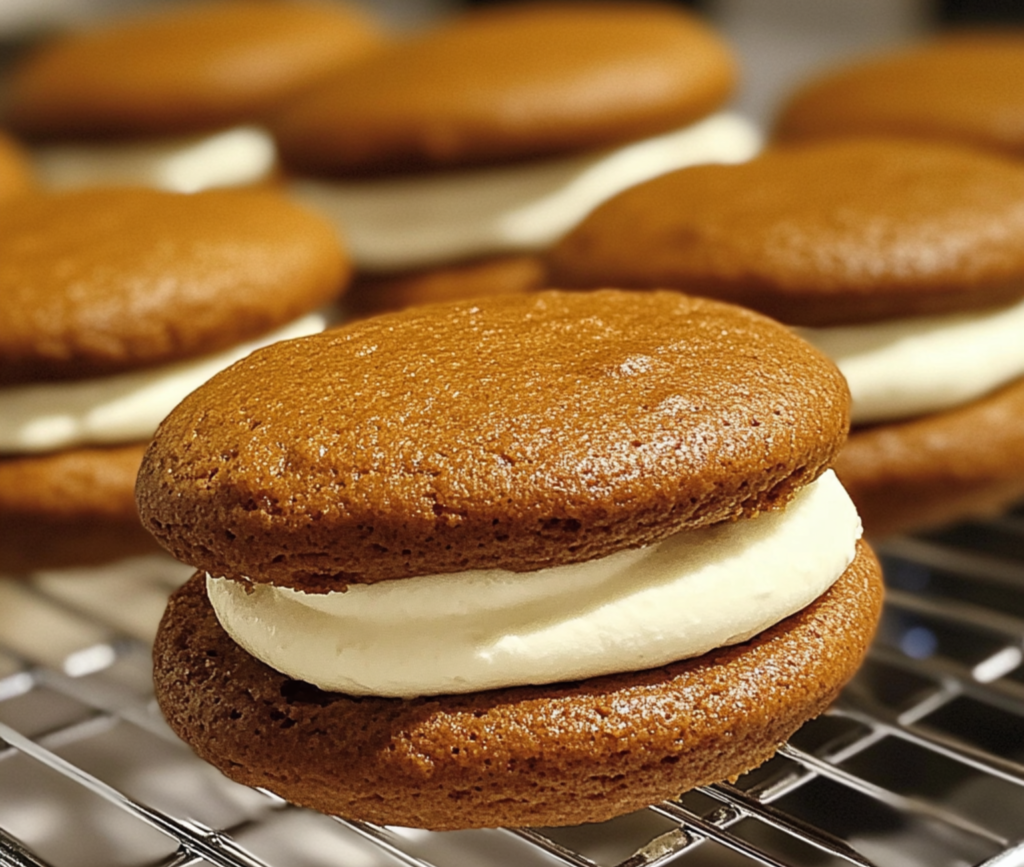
[271,2,736,176]
[137,290,849,591]
[548,138,1024,326]
[774,32,1024,158]
[5,0,384,140]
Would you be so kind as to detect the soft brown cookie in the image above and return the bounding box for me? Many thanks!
[548,138,1024,327]
[137,290,850,591]
[836,376,1024,537]
[0,132,33,201]
[344,255,547,319]
[5,1,384,140]
[0,188,347,385]
[272,2,736,176]
[774,32,1024,158]
[154,541,882,830]
[0,443,157,573]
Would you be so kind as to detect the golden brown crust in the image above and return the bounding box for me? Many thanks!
[774,32,1024,157]
[0,443,158,573]
[548,138,1024,326]
[837,376,1024,537]
[272,2,736,176]
[136,290,850,590]
[153,541,882,830]
[0,188,348,384]
[0,132,34,201]
[345,255,547,319]
[5,1,384,139]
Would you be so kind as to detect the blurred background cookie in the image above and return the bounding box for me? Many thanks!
[0,187,348,573]
[3,0,386,191]
[774,31,1024,157]
[272,2,760,314]
[549,137,1024,536]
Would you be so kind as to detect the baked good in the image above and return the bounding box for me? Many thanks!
[3,0,384,191]
[0,187,347,573]
[549,138,1024,535]
[0,132,33,201]
[774,32,1024,157]
[143,289,882,828]
[343,255,547,319]
[271,2,760,308]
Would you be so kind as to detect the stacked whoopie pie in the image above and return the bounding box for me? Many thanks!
[548,138,1024,535]
[140,290,882,829]
[0,188,347,573]
[775,32,1024,158]
[3,0,384,192]
[269,1,761,316]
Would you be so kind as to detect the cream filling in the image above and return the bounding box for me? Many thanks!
[0,312,327,454]
[290,111,762,272]
[32,126,277,193]
[208,470,860,699]
[798,296,1024,425]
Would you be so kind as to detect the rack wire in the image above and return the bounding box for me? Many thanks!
[1,510,1024,867]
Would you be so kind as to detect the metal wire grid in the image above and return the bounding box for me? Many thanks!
[1,513,1024,867]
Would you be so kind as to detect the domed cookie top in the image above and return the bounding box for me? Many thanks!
[5,1,384,139]
[0,188,347,385]
[271,2,736,176]
[0,132,33,201]
[549,139,1024,326]
[136,290,849,590]
[774,33,1024,157]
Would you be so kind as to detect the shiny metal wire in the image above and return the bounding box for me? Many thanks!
[1,511,1023,867]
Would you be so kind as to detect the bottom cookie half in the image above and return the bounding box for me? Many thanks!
[837,376,1024,538]
[154,540,882,830]
[0,442,159,574]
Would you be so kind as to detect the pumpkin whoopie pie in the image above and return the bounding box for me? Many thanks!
[0,187,347,573]
[3,0,384,192]
[774,31,1024,158]
[142,290,881,830]
[271,2,760,314]
[549,138,1024,536]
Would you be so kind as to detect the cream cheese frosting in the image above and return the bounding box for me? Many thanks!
[0,311,327,454]
[290,112,762,272]
[32,126,276,193]
[799,296,1024,425]
[208,470,861,698]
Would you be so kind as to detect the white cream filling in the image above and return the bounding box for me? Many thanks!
[0,311,327,454]
[208,470,860,698]
[798,296,1024,425]
[32,126,277,193]
[290,111,762,272]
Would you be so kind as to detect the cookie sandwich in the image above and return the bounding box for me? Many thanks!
[549,138,1024,535]
[271,2,760,314]
[0,188,347,573]
[3,0,383,192]
[142,290,882,830]
[774,32,1024,158]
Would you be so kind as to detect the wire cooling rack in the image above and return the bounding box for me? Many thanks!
[1,511,1024,867]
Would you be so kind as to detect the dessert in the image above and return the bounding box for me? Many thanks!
[3,0,383,192]
[142,290,882,829]
[0,188,347,572]
[548,138,1024,535]
[344,255,547,320]
[270,2,760,312]
[774,32,1024,157]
